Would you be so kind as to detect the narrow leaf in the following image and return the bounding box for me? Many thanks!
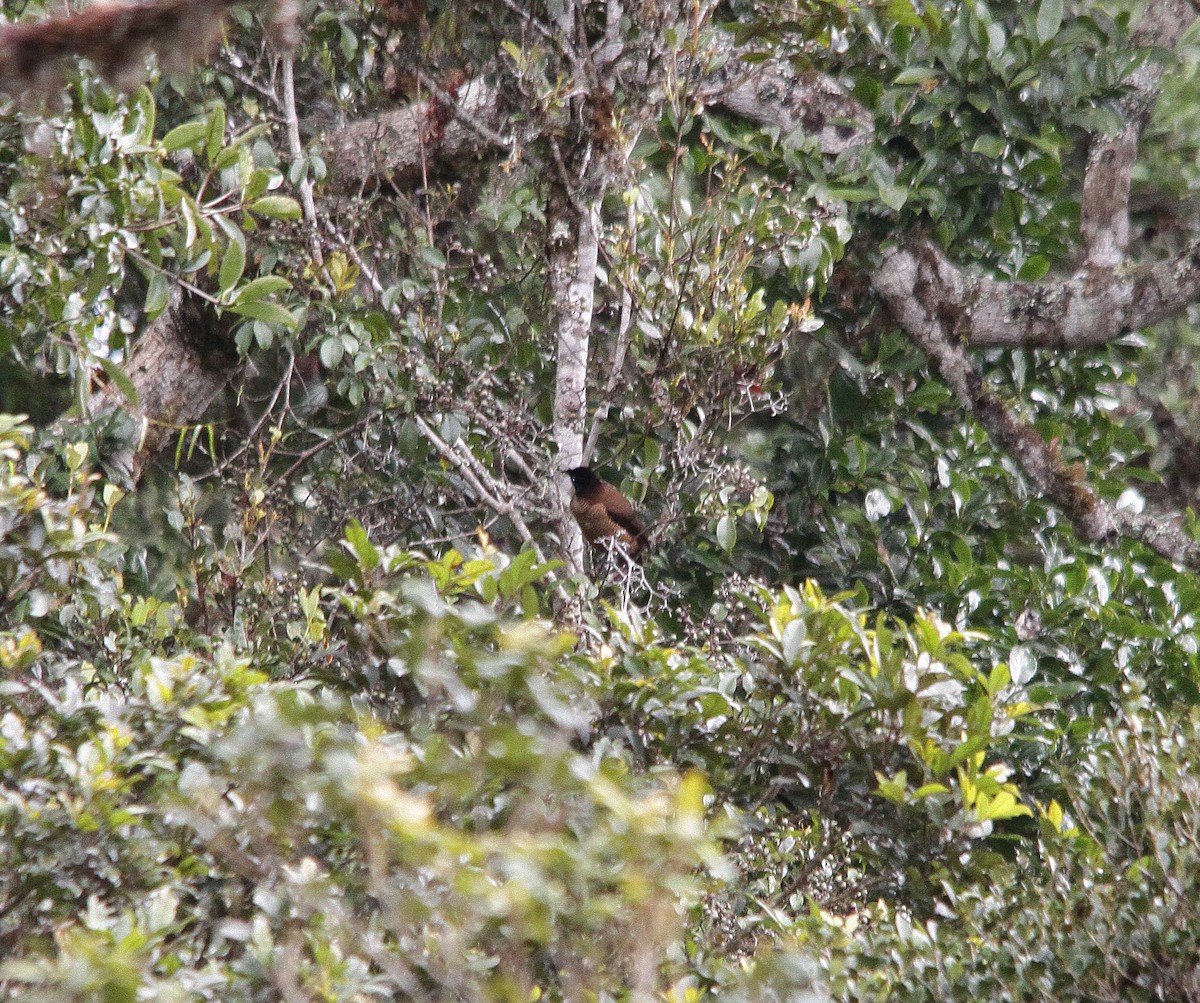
[98,357,139,407]
[218,238,246,294]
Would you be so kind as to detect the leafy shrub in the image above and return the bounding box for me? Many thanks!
[803,687,1200,1002]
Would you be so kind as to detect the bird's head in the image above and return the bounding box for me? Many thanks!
[565,466,600,493]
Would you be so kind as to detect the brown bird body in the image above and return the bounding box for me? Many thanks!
[566,467,648,558]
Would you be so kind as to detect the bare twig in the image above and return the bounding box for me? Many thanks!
[414,415,548,564]
[195,356,294,481]
[280,51,324,268]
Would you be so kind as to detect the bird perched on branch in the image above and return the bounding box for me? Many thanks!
[565,466,649,559]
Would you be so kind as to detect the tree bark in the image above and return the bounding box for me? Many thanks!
[324,77,506,192]
[88,289,238,484]
[547,188,604,572]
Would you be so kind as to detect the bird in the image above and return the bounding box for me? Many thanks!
[565,466,649,558]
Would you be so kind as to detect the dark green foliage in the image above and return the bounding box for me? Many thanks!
[3,0,1200,998]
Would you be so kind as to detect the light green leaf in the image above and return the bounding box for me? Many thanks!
[319,338,344,369]
[887,0,924,28]
[1037,0,1062,44]
[219,238,246,294]
[229,300,299,329]
[716,514,737,553]
[234,276,291,303]
[161,120,207,152]
[250,196,303,220]
[1018,255,1051,281]
[971,134,1007,158]
[344,519,380,572]
[912,783,951,799]
[875,770,909,803]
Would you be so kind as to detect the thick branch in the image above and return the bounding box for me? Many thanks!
[1080,119,1141,268]
[584,201,638,464]
[324,77,506,191]
[876,0,1200,350]
[548,192,603,571]
[88,289,239,484]
[700,36,872,156]
[872,0,1200,571]
[323,41,867,191]
[875,239,1200,349]
[874,266,1200,569]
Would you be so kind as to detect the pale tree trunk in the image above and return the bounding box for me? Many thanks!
[548,190,604,573]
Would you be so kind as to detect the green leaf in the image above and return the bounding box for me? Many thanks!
[976,789,1033,821]
[822,185,878,203]
[887,0,924,29]
[879,183,908,211]
[144,272,170,315]
[344,519,380,572]
[161,120,207,152]
[97,357,139,408]
[132,85,156,144]
[971,134,1007,158]
[228,300,299,329]
[986,662,1011,696]
[420,245,447,270]
[907,381,952,412]
[85,256,112,302]
[244,168,273,202]
[212,142,249,172]
[250,196,303,220]
[1017,255,1052,281]
[716,514,737,553]
[893,66,938,86]
[219,238,246,294]
[781,617,806,665]
[205,104,227,162]
[234,276,292,302]
[1037,0,1063,44]
[875,770,909,803]
[319,338,345,369]
[912,782,950,799]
